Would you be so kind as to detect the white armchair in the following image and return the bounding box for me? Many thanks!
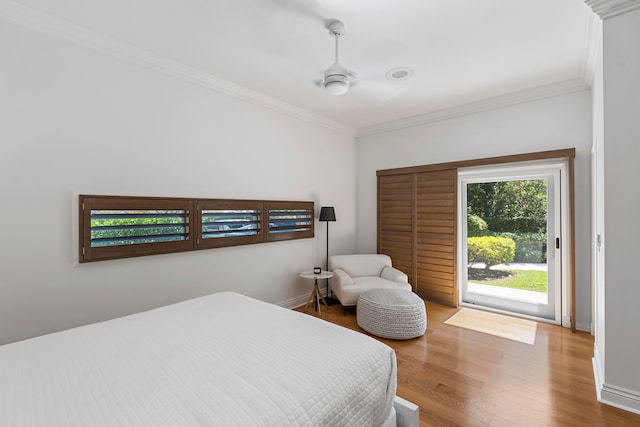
[329,254,412,307]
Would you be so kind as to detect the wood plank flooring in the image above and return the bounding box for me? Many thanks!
[295,302,640,426]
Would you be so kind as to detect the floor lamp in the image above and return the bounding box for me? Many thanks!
[319,206,337,305]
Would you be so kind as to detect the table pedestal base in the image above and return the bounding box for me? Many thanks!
[305,280,328,314]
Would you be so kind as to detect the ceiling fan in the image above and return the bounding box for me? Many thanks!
[321,20,353,96]
[275,0,414,98]
[317,19,414,98]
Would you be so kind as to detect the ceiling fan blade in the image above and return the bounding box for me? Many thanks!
[274,0,329,25]
[351,78,411,101]
[348,38,417,80]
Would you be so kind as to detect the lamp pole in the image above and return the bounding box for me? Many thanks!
[325,222,330,272]
[319,207,337,305]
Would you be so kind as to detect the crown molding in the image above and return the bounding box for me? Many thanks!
[0,0,604,140]
[356,79,590,138]
[579,7,602,86]
[0,0,356,137]
[585,0,640,19]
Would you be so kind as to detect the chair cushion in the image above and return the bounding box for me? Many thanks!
[329,254,392,278]
[338,277,412,306]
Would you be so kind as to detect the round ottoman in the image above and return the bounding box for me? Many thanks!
[357,288,427,340]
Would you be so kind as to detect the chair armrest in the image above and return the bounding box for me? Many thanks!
[332,268,354,287]
[380,266,408,283]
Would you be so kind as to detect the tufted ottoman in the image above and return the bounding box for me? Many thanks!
[357,288,427,340]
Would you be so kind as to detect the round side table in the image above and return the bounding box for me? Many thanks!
[299,270,334,314]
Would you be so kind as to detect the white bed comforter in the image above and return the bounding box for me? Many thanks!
[0,292,396,426]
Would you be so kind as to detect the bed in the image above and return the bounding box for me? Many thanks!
[0,292,400,426]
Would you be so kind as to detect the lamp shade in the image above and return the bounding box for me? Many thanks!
[319,206,336,222]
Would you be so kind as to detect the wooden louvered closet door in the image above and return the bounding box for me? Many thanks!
[377,174,415,285]
[415,170,457,306]
[377,168,457,307]
[378,149,576,310]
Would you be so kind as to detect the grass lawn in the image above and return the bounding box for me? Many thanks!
[468,268,548,293]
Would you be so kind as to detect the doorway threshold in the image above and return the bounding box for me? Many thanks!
[467,282,548,304]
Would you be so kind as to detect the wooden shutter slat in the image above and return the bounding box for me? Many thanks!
[416,261,453,273]
[414,169,457,306]
[378,175,415,286]
[378,169,457,307]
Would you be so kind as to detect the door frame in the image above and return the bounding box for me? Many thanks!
[456,160,570,326]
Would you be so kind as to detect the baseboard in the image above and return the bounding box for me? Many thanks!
[576,321,591,332]
[599,384,640,415]
[592,351,605,401]
[394,396,419,427]
[562,318,590,333]
[593,351,640,415]
[277,294,312,309]
[277,289,330,310]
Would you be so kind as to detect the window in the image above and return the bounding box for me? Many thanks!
[79,196,314,263]
[91,209,189,246]
[80,196,194,262]
[267,202,314,241]
[197,200,263,249]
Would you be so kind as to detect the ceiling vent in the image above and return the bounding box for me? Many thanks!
[385,67,414,81]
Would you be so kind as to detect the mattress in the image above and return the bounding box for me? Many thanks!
[0,292,397,426]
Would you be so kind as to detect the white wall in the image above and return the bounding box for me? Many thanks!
[601,7,640,408]
[0,22,356,345]
[356,91,593,330]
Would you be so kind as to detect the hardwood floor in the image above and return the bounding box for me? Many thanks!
[295,302,640,426]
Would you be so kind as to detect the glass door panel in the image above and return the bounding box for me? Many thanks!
[460,167,562,323]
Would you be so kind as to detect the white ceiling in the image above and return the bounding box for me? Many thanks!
[10,0,597,131]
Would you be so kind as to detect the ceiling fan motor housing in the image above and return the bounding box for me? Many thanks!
[324,64,350,95]
[328,20,345,37]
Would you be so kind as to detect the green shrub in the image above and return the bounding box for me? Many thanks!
[467,236,515,269]
[482,217,546,234]
[467,213,488,232]
[496,232,547,263]
[467,231,547,263]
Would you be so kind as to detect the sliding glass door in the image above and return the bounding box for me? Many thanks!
[459,164,564,323]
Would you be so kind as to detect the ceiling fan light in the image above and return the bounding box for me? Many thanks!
[325,80,349,95]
